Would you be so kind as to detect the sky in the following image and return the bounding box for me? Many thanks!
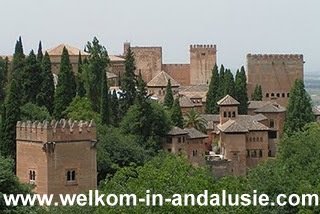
[0,0,319,73]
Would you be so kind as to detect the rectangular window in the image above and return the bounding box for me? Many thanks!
[178,137,181,143]
[66,169,77,185]
[166,137,172,144]
[29,170,36,183]
[268,131,277,139]
[270,119,275,128]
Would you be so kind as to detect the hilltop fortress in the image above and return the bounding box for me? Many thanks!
[1,42,304,107]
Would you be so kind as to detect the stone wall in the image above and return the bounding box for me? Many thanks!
[162,64,190,86]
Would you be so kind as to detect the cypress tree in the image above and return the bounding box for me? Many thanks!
[21,50,42,105]
[110,89,119,126]
[163,79,174,108]
[37,41,43,62]
[171,97,184,128]
[135,71,147,104]
[53,47,76,118]
[9,37,25,86]
[206,64,219,114]
[235,66,249,114]
[120,47,136,115]
[1,79,20,158]
[76,52,86,97]
[251,84,263,101]
[100,71,110,125]
[284,79,314,136]
[83,37,109,111]
[218,64,225,99]
[36,52,55,114]
[223,69,235,97]
[0,57,5,105]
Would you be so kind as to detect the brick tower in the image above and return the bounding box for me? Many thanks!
[16,119,97,198]
[247,54,304,107]
[189,44,217,85]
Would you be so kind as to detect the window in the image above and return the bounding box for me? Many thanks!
[271,93,275,97]
[232,112,236,117]
[270,119,275,128]
[224,112,227,117]
[249,137,252,142]
[29,170,36,182]
[276,93,280,98]
[201,53,206,56]
[259,150,263,158]
[183,136,186,143]
[268,131,277,139]
[282,93,285,98]
[166,137,172,144]
[266,93,269,98]
[253,137,256,142]
[247,150,250,157]
[260,137,263,142]
[287,93,290,97]
[178,137,181,143]
[66,170,76,182]
[228,112,231,117]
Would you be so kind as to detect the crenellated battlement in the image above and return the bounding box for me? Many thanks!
[16,119,96,143]
[190,44,217,50]
[247,54,303,61]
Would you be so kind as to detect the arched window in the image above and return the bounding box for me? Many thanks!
[282,93,285,97]
[276,93,280,98]
[266,93,269,98]
[271,93,275,97]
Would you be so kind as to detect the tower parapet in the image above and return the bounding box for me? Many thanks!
[16,119,96,143]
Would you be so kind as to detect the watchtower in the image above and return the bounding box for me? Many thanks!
[16,119,97,198]
[190,44,217,85]
[247,54,304,106]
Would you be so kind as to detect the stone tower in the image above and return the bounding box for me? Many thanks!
[16,119,97,199]
[247,54,304,107]
[190,44,217,85]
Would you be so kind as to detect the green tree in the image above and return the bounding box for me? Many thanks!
[0,155,37,213]
[21,50,42,105]
[284,79,314,136]
[36,52,55,114]
[53,47,76,118]
[205,64,219,114]
[223,69,235,97]
[20,102,51,121]
[9,37,25,91]
[100,71,110,125]
[120,47,136,116]
[170,97,183,128]
[0,57,5,105]
[63,96,99,122]
[83,37,109,112]
[120,101,170,150]
[218,64,225,98]
[110,89,119,126]
[37,41,43,62]
[251,84,263,101]
[97,126,149,182]
[97,153,215,213]
[76,52,86,97]
[163,79,174,108]
[235,66,249,114]
[184,109,207,132]
[1,79,20,158]
[135,71,147,105]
